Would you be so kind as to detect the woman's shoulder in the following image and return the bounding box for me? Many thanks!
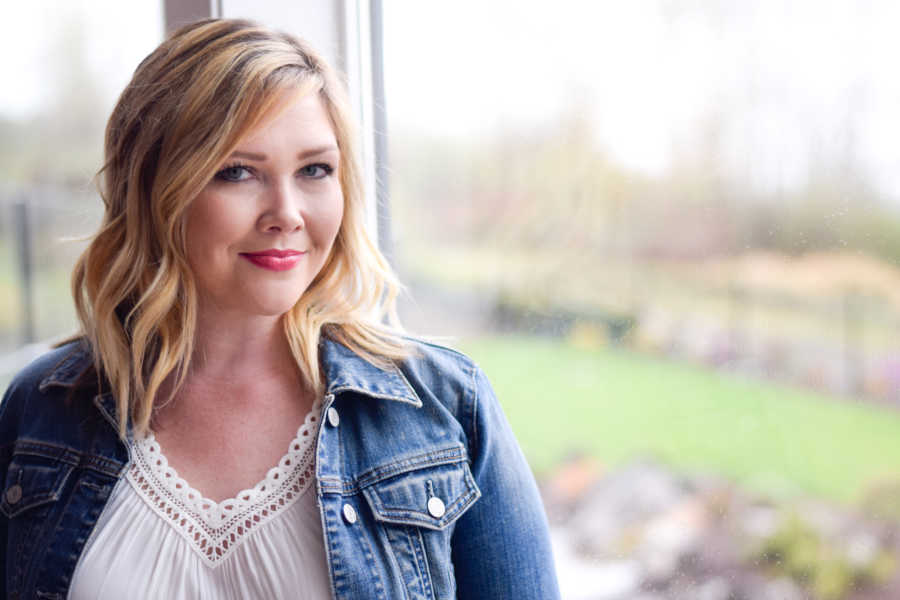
[400,337,481,378]
[393,337,497,417]
[2,340,93,421]
[4,341,91,395]
[322,333,483,394]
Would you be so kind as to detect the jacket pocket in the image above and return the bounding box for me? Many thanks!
[1,449,75,518]
[360,450,481,599]
[361,450,481,530]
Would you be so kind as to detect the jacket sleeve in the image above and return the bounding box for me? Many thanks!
[451,367,560,599]
[0,377,22,600]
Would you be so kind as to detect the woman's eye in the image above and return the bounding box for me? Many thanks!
[299,163,334,179]
[215,165,252,182]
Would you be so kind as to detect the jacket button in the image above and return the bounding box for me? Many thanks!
[427,496,446,518]
[327,407,340,428]
[342,503,357,524]
[5,484,22,505]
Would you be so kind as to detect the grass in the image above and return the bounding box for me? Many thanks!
[458,335,900,505]
[403,243,900,354]
[3,329,898,506]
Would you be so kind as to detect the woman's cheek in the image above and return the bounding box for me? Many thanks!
[322,192,345,241]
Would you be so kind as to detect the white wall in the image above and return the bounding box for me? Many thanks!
[219,0,343,70]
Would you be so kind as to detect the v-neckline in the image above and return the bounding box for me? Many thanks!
[124,396,322,567]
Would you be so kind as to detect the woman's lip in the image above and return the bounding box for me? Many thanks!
[241,249,304,258]
[240,251,306,271]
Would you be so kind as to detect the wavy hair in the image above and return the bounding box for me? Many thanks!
[71,18,406,438]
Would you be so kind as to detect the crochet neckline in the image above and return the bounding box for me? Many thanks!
[125,397,322,567]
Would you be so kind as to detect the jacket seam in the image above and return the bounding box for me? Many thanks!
[380,522,410,600]
[355,514,389,600]
[10,440,123,478]
[21,462,75,596]
[318,445,467,494]
[33,461,84,594]
[365,486,480,531]
[468,366,480,469]
[413,526,436,600]
[355,446,466,487]
[406,526,428,599]
[321,498,343,599]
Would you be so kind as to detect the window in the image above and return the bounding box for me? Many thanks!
[385,2,900,597]
[0,0,163,371]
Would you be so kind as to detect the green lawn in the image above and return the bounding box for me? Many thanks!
[4,333,898,506]
[459,335,900,505]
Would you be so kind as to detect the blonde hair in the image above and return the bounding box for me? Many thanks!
[71,18,406,438]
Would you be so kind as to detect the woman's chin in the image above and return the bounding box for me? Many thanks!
[198,296,301,321]
[252,300,301,318]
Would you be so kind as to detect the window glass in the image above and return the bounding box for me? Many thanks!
[385,1,900,597]
[0,1,163,377]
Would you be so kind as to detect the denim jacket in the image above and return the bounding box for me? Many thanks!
[0,337,559,599]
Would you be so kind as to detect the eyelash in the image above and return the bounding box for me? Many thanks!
[214,163,254,182]
[299,163,334,178]
[213,162,335,182]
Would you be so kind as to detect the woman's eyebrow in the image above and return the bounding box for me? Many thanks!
[298,145,339,160]
[231,150,266,161]
[228,146,339,162]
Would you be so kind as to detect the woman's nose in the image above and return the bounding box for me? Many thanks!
[259,179,305,233]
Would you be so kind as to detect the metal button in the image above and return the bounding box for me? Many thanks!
[427,496,446,518]
[342,503,357,524]
[5,484,22,505]
[327,407,340,428]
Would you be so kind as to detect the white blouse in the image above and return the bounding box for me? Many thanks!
[68,399,331,599]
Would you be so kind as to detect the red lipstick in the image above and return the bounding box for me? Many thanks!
[240,249,305,271]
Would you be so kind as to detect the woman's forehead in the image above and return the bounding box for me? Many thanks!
[234,91,338,154]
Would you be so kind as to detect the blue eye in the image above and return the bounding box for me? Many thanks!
[299,163,334,179]
[215,165,253,182]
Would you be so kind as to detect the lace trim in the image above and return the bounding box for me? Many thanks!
[126,397,322,567]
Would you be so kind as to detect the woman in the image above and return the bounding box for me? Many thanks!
[0,18,559,599]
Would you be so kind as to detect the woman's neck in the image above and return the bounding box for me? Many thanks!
[152,310,308,426]
[189,314,299,390]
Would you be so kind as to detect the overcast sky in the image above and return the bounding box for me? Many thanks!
[3,0,900,199]
[383,0,900,198]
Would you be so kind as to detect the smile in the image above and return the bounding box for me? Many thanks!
[239,249,306,271]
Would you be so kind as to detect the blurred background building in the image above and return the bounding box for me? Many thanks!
[2,1,900,598]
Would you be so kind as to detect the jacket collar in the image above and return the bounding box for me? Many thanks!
[40,336,421,408]
[37,342,94,392]
[35,342,124,436]
[319,337,421,407]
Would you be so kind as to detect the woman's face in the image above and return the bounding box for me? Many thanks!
[184,91,344,320]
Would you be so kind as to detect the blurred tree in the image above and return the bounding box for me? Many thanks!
[393,93,900,269]
[0,12,105,185]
